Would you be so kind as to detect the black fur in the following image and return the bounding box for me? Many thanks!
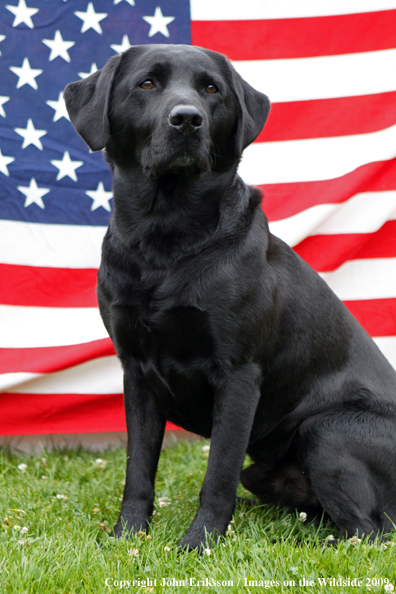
[64,44,396,550]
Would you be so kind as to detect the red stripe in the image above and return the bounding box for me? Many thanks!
[257,92,396,142]
[191,10,396,60]
[0,392,180,435]
[262,158,396,221]
[344,299,396,337]
[4,220,396,316]
[294,221,396,273]
[0,264,98,307]
[0,339,116,374]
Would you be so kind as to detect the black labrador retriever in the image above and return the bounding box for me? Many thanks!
[64,44,396,550]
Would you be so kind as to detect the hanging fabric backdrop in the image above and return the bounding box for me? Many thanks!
[1,0,396,435]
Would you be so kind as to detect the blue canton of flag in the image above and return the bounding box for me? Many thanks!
[0,0,191,226]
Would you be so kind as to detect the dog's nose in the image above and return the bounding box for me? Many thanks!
[168,105,203,134]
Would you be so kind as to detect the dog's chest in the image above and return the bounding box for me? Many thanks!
[113,299,216,435]
[116,302,215,365]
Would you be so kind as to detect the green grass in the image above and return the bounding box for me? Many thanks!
[1,439,395,593]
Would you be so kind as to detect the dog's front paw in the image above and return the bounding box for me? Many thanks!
[177,514,227,553]
[111,516,149,539]
[177,530,220,554]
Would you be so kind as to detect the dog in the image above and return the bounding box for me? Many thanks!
[64,44,396,551]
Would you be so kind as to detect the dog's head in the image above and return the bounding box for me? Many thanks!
[64,44,270,179]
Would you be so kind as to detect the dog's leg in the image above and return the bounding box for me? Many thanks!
[113,363,166,538]
[308,454,383,542]
[302,420,396,543]
[179,364,261,552]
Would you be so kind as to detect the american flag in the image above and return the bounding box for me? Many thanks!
[1,0,396,436]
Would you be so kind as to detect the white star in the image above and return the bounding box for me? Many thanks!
[51,151,83,181]
[75,2,107,34]
[15,118,47,150]
[0,35,5,56]
[114,0,135,5]
[10,57,42,90]
[110,35,132,54]
[6,0,39,29]
[46,92,69,122]
[42,30,75,62]
[17,178,49,209]
[143,7,175,38]
[78,63,98,79]
[0,97,10,118]
[0,148,14,176]
[86,181,113,211]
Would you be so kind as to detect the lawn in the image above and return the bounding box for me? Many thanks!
[0,439,395,593]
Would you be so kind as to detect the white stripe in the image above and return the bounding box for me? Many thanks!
[320,258,396,301]
[191,0,396,20]
[373,337,396,371]
[270,204,337,248]
[269,191,396,247]
[6,356,123,394]
[233,49,396,103]
[0,372,41,392]
[0,220,106,268]
[3,339,396,393]
[313,191,396,235]
[239,123,396,185]
[0,305,108,348]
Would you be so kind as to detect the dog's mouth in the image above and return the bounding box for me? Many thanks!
[142,143,211,180]
[167,152,196,169]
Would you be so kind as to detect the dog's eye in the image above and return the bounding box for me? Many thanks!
[140,80,155,89]
[206,84,218,94]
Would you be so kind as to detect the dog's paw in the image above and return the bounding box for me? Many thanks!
[177,525,223,554]
[177,535,217,555]
[111,516,149,539]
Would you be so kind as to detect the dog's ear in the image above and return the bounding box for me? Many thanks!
[231,66,271,156]
[64,54,122,152]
